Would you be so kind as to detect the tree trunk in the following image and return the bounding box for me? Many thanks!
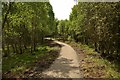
[11,44,15,53]
[14,43,18,53]
[18,39,23,54]
[2,42,5,54]
[2,2,13,29]
[94,42,97,51]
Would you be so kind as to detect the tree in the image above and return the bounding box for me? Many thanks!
[2,2,55,56]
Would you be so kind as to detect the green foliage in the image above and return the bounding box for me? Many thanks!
[56,3,120,77]
[57,2,120,60]
[2,2,55,56]
[2,2,57,77]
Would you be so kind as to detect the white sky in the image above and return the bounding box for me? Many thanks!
[49,0,76,20]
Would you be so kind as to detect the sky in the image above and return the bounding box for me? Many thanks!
[49,0,76,20]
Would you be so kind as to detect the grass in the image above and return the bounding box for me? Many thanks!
[79,43,120,78]
[3,46,49,72]
[2,45,60,78]
[66,41,120,78]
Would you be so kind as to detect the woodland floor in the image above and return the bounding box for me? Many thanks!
[2,39,120,78]
[67,41,106,78]
[2,39,61,78]
[64,41,120,78]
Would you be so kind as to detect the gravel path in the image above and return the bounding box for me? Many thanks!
[42,40,81,78]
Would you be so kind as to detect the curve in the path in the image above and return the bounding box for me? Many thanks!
[42,40,81,78]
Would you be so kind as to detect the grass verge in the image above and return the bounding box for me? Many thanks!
[2,40,61,78]
[65,41,120,78]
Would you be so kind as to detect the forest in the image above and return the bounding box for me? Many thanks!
[57,2,120,61]
[2,2,57,56]
[2,1,120,78]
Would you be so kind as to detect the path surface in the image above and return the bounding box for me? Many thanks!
[42,39,81,78]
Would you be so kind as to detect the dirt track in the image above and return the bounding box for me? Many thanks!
[42,40,81,78]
